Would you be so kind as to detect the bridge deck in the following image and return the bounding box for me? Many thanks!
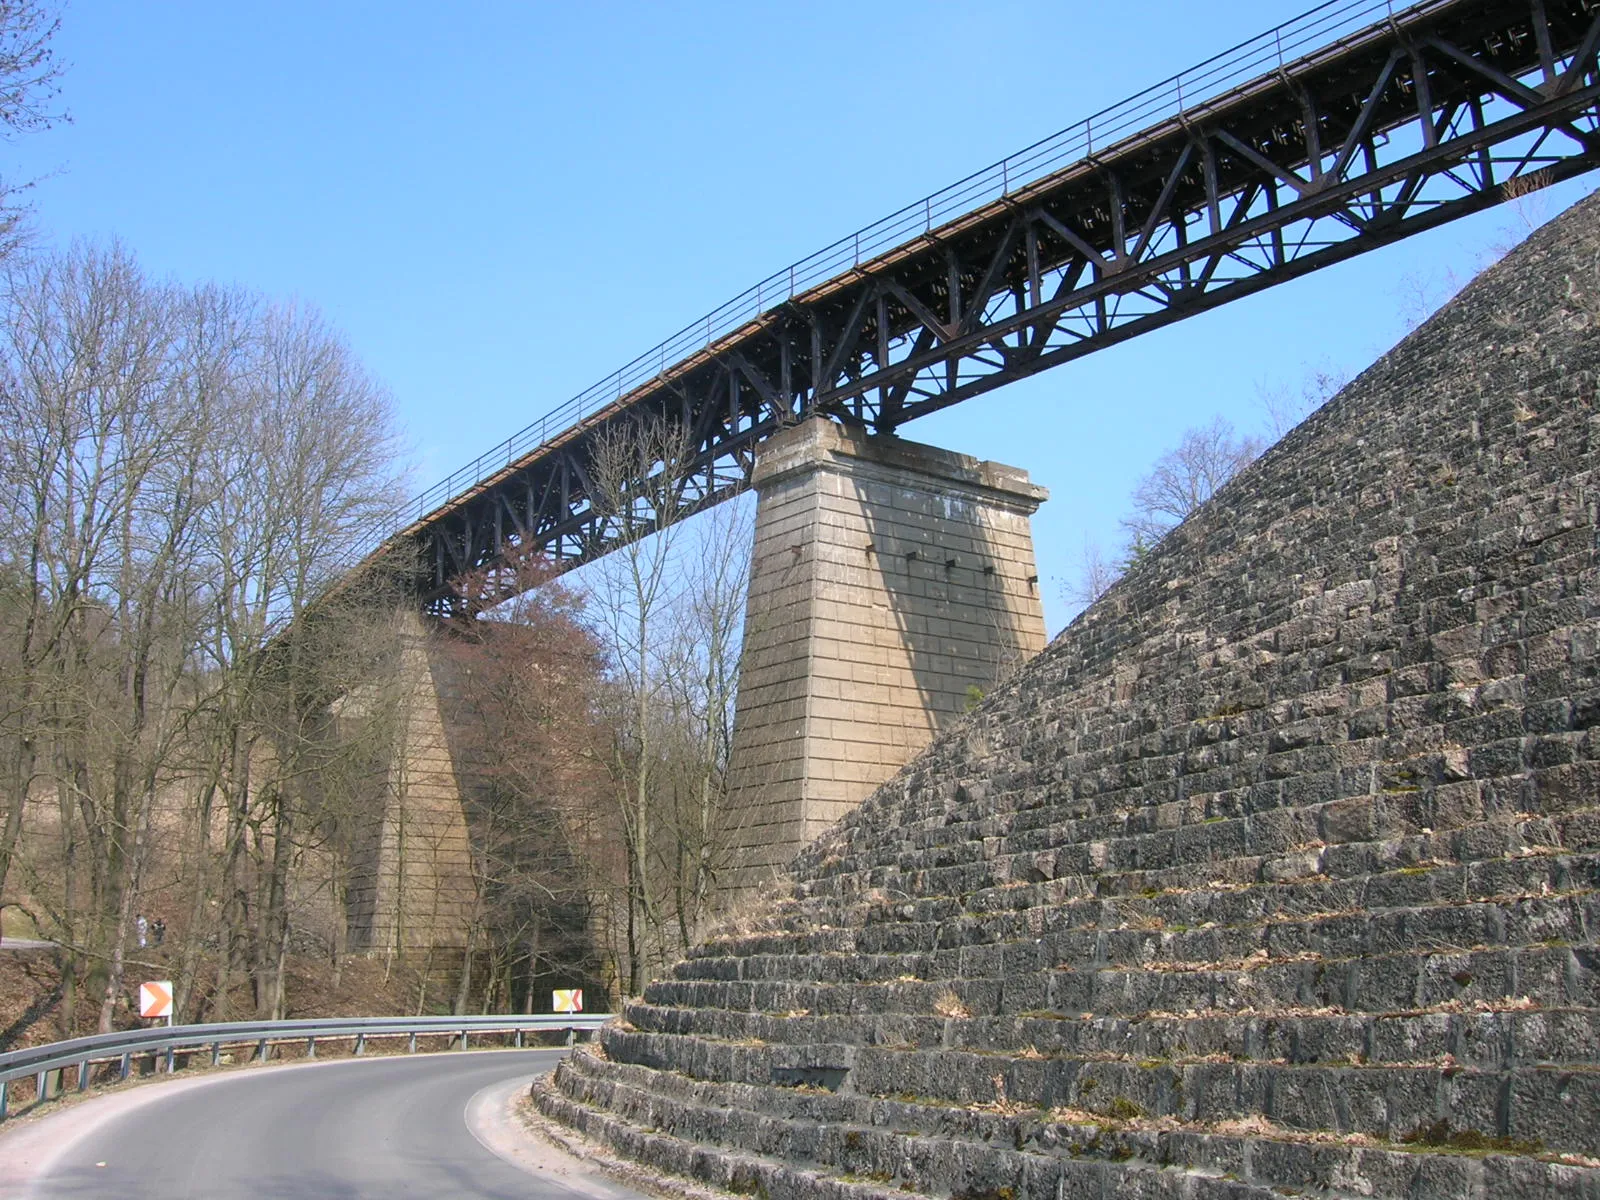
[373,0,1600,612]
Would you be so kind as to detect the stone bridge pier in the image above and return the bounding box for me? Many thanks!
[723,417,1048,893]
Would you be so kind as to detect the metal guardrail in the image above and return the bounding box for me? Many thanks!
[392,0,1411,537]
[0,1013,611,1119]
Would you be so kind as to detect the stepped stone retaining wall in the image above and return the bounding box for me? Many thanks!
[539,191,1600,1200]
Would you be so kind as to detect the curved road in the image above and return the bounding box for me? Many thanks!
[0,1048,637,1199]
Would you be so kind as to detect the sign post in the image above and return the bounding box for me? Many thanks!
[139,980,174,1027]
[552,989,583,1014]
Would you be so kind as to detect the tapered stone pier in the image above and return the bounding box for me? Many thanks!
[723,418,1047,893]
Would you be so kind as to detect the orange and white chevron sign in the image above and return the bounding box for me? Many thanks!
[139,980,173,1019]
[551,988,583,1013]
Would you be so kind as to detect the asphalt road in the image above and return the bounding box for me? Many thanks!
[3,1048,635,1200]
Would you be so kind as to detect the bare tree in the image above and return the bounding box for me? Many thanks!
[0,0,65,254]
[582,417,696,995]
[576,418,757,997]
[1061,536,1119,621]
[0,244,200,1031]
[657,498,751,954]
[1257,364,1348,442]
[0,240,409,1032]
[198,302,403,1019]
[434,558,610,1015]
[1120,416,1264,549]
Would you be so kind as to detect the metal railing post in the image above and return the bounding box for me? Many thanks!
[256,1039,268,1063]
[77,1060,90,1091]
[354,1034,365,1057]
[306,1038,316,1059]
[408,1032,417,1054]
[211,1043,221,1067]
[119,1052,130,1080]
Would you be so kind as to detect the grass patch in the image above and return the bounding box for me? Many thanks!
[1401,1120,1542,1156]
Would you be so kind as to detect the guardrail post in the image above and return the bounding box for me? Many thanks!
[165,1046,176,1074]
[408,1032,417,1054]
[256,1039,268,1063]
[211,1043,220,1067]
[78,1059,90,1091]
[514,1029,523,1049]
[35,1070,46,1102]
[566,1027,575,1048]
[354,1034,365,1057]
[458,1030,467,1051]
[306,1037,316,1059]
[0,1079,8,1119]
[119,1052,130,1080]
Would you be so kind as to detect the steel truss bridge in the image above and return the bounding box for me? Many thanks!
[387,0,1600,614]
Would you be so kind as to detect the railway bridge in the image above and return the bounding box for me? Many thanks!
[356,0,1600,910]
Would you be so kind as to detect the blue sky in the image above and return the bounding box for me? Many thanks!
[13,1,1593,633]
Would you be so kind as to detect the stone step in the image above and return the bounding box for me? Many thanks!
[798,799,1597,909]
[843,826,1587,909]
[676,880,1598,982]
[545,1046,1600,1197]
[537,1084,1293,1200]
[650,944,1598,1021]
[793,737,1599,872]
[697,849,1594,972]
[598,1023,1600,1153]
[622,1000,1600,1072]
[796,755,1600,887]
[534,1073,944,1200]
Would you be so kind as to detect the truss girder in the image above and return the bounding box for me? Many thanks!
[405,0,1600,614]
